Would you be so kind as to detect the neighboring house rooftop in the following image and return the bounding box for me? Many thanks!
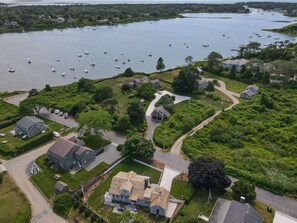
[16,116,44,130]
[153,106,170,118]
[150,187,169,210]
[209,198,263,223]
[223,59,249,66]
[48,138,80,159]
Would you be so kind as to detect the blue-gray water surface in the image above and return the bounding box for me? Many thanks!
[0,9,296,92]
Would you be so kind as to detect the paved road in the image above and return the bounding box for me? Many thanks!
[3,92,29,106]
[274,211,297,223]
[3,133,75,223]
[39,108,78,128]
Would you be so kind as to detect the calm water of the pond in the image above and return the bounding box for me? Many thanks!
[0,9,296,92]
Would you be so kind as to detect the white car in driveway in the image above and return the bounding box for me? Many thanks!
[1,140,8,144]
[53,131,60,138]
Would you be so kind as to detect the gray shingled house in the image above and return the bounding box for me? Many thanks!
[208,198,263,223]
[151,106,170,122]
[47,137,95,171]
[240,85,259,99]
[55,181,69,194]
[15,116,46,138]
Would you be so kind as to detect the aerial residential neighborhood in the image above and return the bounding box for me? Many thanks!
[1,1,297,223]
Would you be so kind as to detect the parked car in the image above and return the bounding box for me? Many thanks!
[55,109,60,114]
[50,108,55,113]
[117,205,126,211]
[0,159,2,164]
[1,140,8,144]
[0,133,5,137]
[53,131,60,138]
[64,113,69,119]
[95,148,105,156]
[59,111,64,116]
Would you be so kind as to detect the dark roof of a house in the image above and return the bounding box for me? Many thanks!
[16,116,44,129]
[48,138,80,159]
[224,200,263,223]
[209,198,263,223]
[153,106,170,117]
[68,136,85,146]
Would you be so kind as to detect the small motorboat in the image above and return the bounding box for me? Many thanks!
[120,53,124,55]
[8,68,15,73]
[77,54,82,57]
[186,46,189,48]
[169,44,172,47]
[90,62,95,66]
[115,65,120,69]
[203,44,209,47]
[84,69,88,73]
[56,59,60,62]
[139,60,144,62]
[73,76,77,79]
[148,54,152,57]
[69,67,75,71]
[61,72,66,76]
[84,51,90,55]
[51,68,56,72]
[27,58,31,64]
[114,57,118,62]
[123,61,126,65]
[127,58,131,62]
[104,51,107,54]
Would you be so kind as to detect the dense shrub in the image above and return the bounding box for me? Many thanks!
[53,193,73,217]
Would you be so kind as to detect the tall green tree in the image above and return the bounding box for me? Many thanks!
[207,51,223,72]
[115,115,131,131]
[127,102,145,125]
[53,193,73,217]
[185,56,193,65]
[156,57,165,72]
[229,64,237,79]
[77,78,95,93]
[188,157,231,191]
[232,180,256,203]
[77,109,112,135]
[19,96,50,116]
[123,67,134,77]
[118,135,155,161]
[93,86,113,102]
[101,98,118,114]
[172,68,199,93]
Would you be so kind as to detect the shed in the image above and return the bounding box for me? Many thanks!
[55,181,69,194]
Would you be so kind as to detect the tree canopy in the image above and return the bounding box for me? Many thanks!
[172,68,199,93]
[127,102,145,125]
[53,193,73,217]
[77,109,112,135]
[231,180,256,203]
[118,135,155,161]
[93,86,113,102]
[77,78,95,93]
[154,94,175,110]
[188,157,231,191]
[137,83,156,100]
[207,51,223,72]
[156,57,165,72]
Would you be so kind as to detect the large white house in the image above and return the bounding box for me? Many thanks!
[104,171,169,216]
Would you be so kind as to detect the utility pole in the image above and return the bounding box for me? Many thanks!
[163,129,166,158]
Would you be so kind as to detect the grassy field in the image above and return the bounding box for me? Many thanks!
[153,100,215,148]
[0,118,63,154]
[0,100,19,122]
[205,72,248,93]
[88,159,161,222]
[0,172,31,223]
[31,154,108,200]
[82,135,110,149]
[183,86,297,195]
[150,69,181,84]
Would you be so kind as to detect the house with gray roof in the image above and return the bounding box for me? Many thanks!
[208,198,263,223]
[15,116,46,138]
[151,79,161,89]
[47,137,95,171]
[196,77,209,90]
[222,59,249,72]
[55,181,69,194]
[240,85,259,99]
[129,76,150,87]
[151,106,170,122]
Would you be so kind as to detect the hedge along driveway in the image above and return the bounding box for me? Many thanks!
[153,100,215,149]
[31,154,109,200]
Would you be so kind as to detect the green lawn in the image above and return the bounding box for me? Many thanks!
[0,172,31,223]
[0,100,18,122]
[81,135,110,149]
[205,72,248,93]
[153,100,215,148]
[170,180,196,203]
[150,69,181,84]
[0,118,63,155]
[31,154,108,200]
[88,159,161,222]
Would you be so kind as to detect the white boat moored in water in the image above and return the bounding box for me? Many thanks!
[8,68,15,73]
[84,69,88,73]
[61,72,66,76]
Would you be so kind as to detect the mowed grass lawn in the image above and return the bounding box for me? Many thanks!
[0,172,31,223]
[88,159,161,221]
[31,154,108,200]
[0,117,64,154]
[171,180,274,223]
[205,72,248,93]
